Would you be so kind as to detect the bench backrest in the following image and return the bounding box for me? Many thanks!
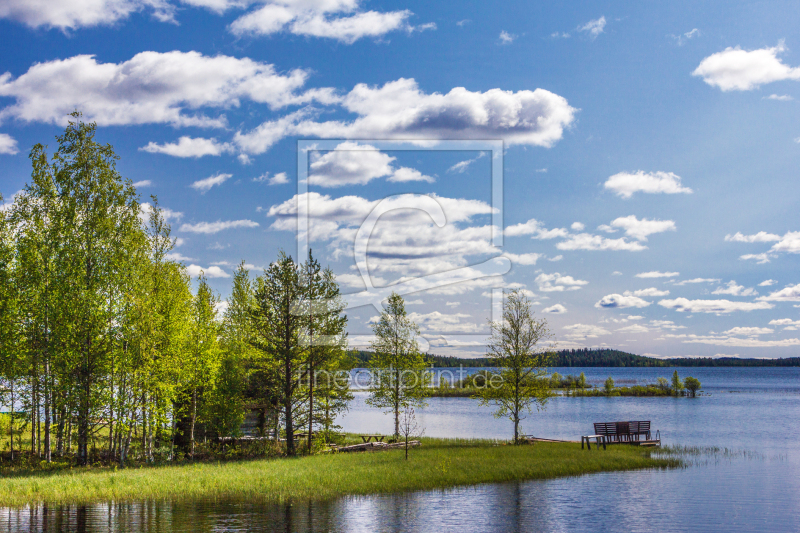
[594,421,650,436]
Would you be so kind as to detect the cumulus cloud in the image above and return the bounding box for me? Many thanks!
[0,51,323,127]
[141,136,233,158]
[0,0,174,30]
[764,94,793,101]
[604,171,692,198]
[723,326,773,336]
[502,252,542,266]
[237,78,577,154]
[759,279,777,286]
[407,311,480,333]
[578,16,605,38]
[617,324,649,334]
[542,304,567,314]
[757,283,800,302]
[658,298,773,313]
[267,172,289,185]
[712,281,757,297]
[725,231,781,243]
[595,294,651,309]
[180,219,260,233]
[628,287,669,297]
[499,31,516,44]
[693,41,800,91]
[308,142,433,187]
[228,0,416,44]
[556,233,647,251]
[740,253,774,264]
[562,323,610,341]
[185,264,231,278]
[267,191,500,280]
[139,202,183,224]
[606,215,676,241]
[0,133,19,154]
[190,173,232,193]
[769,318,800,327]
[505,218,568,239]
[662,333,800,348]
[535,272,588,292]
[636,271,679,278]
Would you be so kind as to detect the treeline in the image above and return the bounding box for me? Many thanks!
[424,349,800,368]
[0,116,352,466]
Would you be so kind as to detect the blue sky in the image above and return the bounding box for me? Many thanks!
[2,0,800,358]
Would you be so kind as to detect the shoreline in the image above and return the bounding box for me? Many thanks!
[0,438,678,508]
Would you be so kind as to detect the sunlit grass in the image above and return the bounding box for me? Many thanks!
[0,437,680,507]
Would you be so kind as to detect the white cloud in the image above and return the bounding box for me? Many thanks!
[308,142,433,187]
[141,136,233,158]
[740,253,774,264]
[542,304,567,314]
[0,0,174,30]
[132,180,152,187]
[570,222,585,231]
[407,311,480,333]
[0,133,19,154]
[502,252,542,266]
[578,16,605,38]
[180,219,260,233]
[693,41,800,91]
[670,28,700,46]
[673,277,719,285]
[267,191,499,279]
[448,152,486,173]
[764,94,793,101]
[238,78,577,154]
[636,271,679,278]
[0,51,319,127]
[556,233,647,251]
[725,231,781,243]
[712,281,757,297]
[499,31,516,44]
[759,279,777,286]
[723,326,773,336]
[165,252,193,262]
[139,202,183,224]
[649,320,685,330]
[617,324,649,334]
[663,333,800,348]
[607,215,676,241]
[190,173,232,193]
[758,283,800,302]
[604,171,692,198]
[536,272,588,292]
[627,287,669,297]
[228,0,415,44]
[562,323,610,341]
[769,318,800,327]
[595,294,651,309]
[505,218,568,239]
[268,172,289,185]
[769,231,800,254]
[658,298,773,313]
[186,264,231,278]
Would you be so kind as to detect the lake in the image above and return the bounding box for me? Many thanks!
[3,367,799,532]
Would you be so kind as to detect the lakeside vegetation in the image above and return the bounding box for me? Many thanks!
[426,370,702,398]
[0,438,679,508]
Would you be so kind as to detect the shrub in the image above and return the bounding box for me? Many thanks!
[604,377,614,395]
[684,376,701,398]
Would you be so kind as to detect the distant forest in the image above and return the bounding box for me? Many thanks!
[352,348,800,368]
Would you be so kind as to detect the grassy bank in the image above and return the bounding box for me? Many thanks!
[0,438,679,507]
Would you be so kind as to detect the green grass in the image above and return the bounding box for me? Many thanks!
[0,438,680,508]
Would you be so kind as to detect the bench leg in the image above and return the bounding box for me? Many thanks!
[581,436,584,450]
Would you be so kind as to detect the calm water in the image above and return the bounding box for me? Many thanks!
[4,367,799,532]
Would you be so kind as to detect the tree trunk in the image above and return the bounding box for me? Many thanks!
[44,361,51,463]
[307,362,314,452]
[9,379,14,461]
[190,388,197,460]
[394,368,400,438]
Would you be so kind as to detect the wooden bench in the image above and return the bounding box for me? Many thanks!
[594,421,651,443]
[359,434,385,443]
